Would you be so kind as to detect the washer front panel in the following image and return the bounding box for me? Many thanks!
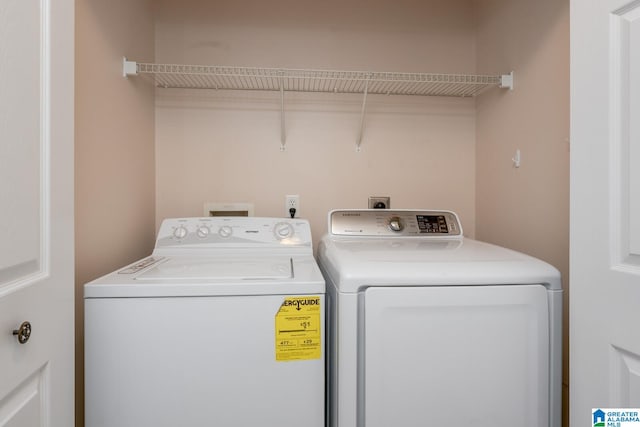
[85,294,325,427]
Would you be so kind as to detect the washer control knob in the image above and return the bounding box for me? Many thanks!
[196,225,210,238]
[388,217,404,232]
[173,225,188,239]
[274,222,294,240]
[218,225,233,238]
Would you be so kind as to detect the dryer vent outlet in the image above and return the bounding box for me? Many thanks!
[368,196,390,209]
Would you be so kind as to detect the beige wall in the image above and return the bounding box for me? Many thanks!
[74,0,155,425]
[73,0,570,425]
[154,0,478,246]
[473,0,570,424]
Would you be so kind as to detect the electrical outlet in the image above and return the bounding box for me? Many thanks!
[368,196,390,209]
[285,195,299,218]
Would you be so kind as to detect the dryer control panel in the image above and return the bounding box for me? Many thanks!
[329,209,463,237]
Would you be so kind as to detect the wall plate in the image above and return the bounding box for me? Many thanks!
[368,196,390,209]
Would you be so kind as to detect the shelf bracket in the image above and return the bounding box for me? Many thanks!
[123,57,138,77]
[279,79,286,151]
[499,71,514,90]
[356,79,370,152]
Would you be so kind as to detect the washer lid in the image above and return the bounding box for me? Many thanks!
[84,255,325,298]
[135,257,292,281]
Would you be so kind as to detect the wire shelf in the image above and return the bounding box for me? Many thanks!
[133,62,505,98]
[123,59,513,150]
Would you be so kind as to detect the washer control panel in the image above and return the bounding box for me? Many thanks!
[329,209,463,237]
[155,217,312,249]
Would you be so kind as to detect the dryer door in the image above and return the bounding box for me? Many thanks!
[362,285,549,427]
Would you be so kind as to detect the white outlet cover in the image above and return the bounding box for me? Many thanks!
[285,195,299,217]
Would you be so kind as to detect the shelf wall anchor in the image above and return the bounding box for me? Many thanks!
[500,71,514,90]
[123,57,138,77]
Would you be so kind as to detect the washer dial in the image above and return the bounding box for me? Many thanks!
[218,225,233,238]
[173,225,188,239]
[196,225,210,238]
[274,222,295,240]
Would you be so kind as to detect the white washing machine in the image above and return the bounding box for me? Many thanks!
[317,209,562,427]
[85,217,325,427]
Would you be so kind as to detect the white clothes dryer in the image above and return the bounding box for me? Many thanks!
[317,209,562,427]
[85,217,325,427]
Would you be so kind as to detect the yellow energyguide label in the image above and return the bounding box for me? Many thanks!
[275,296,321,361]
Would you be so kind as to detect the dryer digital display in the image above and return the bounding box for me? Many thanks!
[416,215,449,233]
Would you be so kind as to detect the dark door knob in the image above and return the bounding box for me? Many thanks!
[12,321,32,344]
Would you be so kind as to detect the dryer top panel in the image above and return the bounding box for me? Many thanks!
[319,210,561,292]
[318,236,561,291]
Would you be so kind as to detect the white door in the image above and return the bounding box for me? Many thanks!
[570,0,640,424]
[0,0,74,425]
